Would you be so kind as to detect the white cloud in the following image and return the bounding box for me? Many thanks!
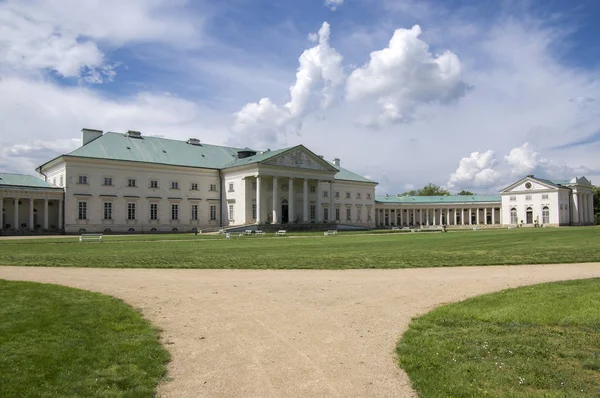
[324,0,344,11]
[231,22,343,148]
[448,150,500,188]
[345,25,469,125]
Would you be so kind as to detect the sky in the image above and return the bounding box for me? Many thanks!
[1,0,600,194]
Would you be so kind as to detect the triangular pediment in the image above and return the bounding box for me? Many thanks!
[500,176,560,193]
[263,146,337,172]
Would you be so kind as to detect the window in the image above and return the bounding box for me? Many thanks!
[171,204,179,220]
[510,208,517,224]
[52,177,56,186]
[191,183,198,191]
[542,194,549,199]
[127,178,136,187]
[78,201,87,220]
[346,208,351,221]
[59,175,63,187]
[310,205,316,220]
[150,203,158,220]
[252,182,257,190]
[324,208,329,221]
[525,195,532,201]
[509,196,516,201]
[356,193,361,200]
[150,180,159,189]
[542,206,550,224]
[210,205,217,220]
[191,204,198,220]
[210,184,217,192]
[127,203,136,220]
[103,177,113,186]
[228,183,234,192]
[310,185,316,193]
[335,191,340,198]
[103,202,112,220]
[366,193,371,200]
[171,181,179,190]
[252,203,257,220]
[229,204,234,220]
[345,192,351,199]
[78,175,88,185]
[323,191,328,198]
[335,208,340,221]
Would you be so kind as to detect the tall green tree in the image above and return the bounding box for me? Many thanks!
[594,185,600,225]
[458,190,474,195]
[418,183,450,196]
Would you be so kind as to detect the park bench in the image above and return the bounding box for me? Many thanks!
[324,230,338,236]
[472,226,480,231]
[275,230,287,236]
[401,227,411,231]
[255,230,265,236]
[79,233,103,243]
[224,232,231,239]
[244,230,253,235]
[391,226,400,231]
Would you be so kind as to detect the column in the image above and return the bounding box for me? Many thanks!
[572,193,579,224]
[492,207,496,225]
[329,181,335,223]
[272,177,279,224]
[454,208,458,225]
[58,199,63,230]
[289,177,295,224]
[303,179,309,222]
[419,209,423,225]
[29,198,35,231]
[432,209,436,226]
[476,208,480,225]
[0,198,3,230]
[400,208,403,225]
[439,208,443,224]
[256,176,262,224]
[484,208,487,225]
[316,180,322,222]
[14,198,19,230]
[43,199,49,230]
[465,209,469,225]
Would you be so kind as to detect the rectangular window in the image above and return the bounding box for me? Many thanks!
[229,204,234,220]
[78,175,88,185]
[78,201,87,220]
[310,185,316,193]
[210,184,217,192]
[335,208,340,221]
[356,193,361,199]
[59,175,64,187]
[509,196,516,201]
[127,178,136,187]
[323,190,328,198]
[335,191,340,198]
[150,180,158,189]
[252,182,257,190]
[324,208,329,221]
[252,203,257,220]
[542,194,549,199]
[210,205,217,220]
[127,203,136,220]
[366,193,371,200]
[103,177,112,186]
[228,183,234,192]
[171,204,179,220]
[191,204,198,220]
[103,202,112,220]
[150,203,158,220]
[52,177,56,186]
[525,195,532,200]
[310,205,316,220]
[171,181,179,190]
[346,208,351,221]
[345,192,351,199]
[191,183,198,191]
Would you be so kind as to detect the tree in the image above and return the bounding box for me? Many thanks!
[418,183,450,196]
[458,190,474,196]
[594,185,600,225]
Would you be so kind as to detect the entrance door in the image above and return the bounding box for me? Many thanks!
[281,199,289,224]
[526,207,533,224]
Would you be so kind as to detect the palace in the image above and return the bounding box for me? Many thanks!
[0,129,595,234]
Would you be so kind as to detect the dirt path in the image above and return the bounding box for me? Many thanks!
[1,264,599,397]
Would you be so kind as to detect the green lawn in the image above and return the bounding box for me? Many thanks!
[0,280,169,397]
[0,227,599,268]
[397,279,600,397]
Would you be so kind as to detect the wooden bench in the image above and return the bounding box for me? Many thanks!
[275,230,287,236]
[79,233,103,243]
[244,230,253,236]
[255,230,265,236]
[391,226,400,231]
[324,230,338,236]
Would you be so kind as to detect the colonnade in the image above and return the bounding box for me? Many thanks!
[0,197,63,231]
[376,207,501,227]
[573,191,595,225]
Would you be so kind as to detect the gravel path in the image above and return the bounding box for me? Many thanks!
[1,264,599,397]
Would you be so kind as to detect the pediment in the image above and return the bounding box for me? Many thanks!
[263,148,336,172]
[502,177,558,193]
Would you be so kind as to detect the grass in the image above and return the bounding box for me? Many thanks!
[397,279,600,397]
[0,280,170,397]
[0,227,599,269]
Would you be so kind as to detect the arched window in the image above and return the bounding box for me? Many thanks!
[542,206,550,224]
[526,207,533,224]
[510,208,517,224]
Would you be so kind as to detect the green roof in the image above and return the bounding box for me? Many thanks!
[50,134,376,184]
[376,194,501,204]
[0,173,57,189]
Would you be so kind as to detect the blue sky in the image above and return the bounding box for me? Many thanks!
[1,0,600,193]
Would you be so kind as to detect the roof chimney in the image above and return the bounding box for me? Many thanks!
[333,158,340,166]
[81,128,103,146]
[126,130,142,138]
[186,138,201,146]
